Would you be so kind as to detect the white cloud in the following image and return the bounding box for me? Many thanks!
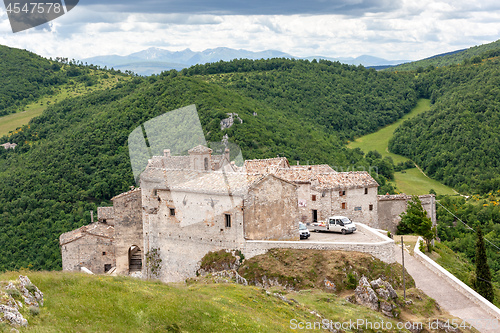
[0,0,499,62]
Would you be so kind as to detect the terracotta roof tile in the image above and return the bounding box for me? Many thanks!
[244,157,290,174]
[316,171,379,190]
[59,222,114,245]
[188,145,213,154]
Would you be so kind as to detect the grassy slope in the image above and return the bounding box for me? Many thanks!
[426,242,500,307]
[0,267,477,333]
[0,271,401,333]
[0,70,128,138]
[348,99,456,196]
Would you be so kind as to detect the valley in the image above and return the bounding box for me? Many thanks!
[348,99,457,196]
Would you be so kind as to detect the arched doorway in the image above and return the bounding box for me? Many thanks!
[128,245,142,272]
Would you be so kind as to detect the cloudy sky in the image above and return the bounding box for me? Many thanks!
[0,0,499,61]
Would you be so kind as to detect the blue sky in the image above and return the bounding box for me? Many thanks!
[0,0,499,61]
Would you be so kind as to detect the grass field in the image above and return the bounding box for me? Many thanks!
[348,99,456,196]
[0,270,476,333]
[0,107,44,138]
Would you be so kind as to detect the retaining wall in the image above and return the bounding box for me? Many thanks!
[414,237,500,323]
[243,223,395,264]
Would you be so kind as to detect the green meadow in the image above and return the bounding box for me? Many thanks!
[348,99,456,196]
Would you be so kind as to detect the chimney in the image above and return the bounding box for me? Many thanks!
[90,210,94,223]
[297,160,300,166]
[225,148,230,161]
[163,149,171,157]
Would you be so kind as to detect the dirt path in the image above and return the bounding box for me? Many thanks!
[395,244,499,333]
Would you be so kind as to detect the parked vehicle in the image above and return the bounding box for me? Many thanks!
[312,216,356,234]
[299,222,310,239]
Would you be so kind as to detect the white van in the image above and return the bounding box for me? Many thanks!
[312,216,356,234]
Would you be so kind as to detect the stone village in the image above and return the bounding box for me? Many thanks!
[60,145,435,282]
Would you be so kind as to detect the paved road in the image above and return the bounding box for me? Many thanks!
[395,244,499,333]
[301,227,381,243]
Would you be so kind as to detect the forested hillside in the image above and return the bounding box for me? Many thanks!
[0,45,124,117]
[391,39,500,71]
[389,58,500,193]
[0,55,418,271]
[182,58,418,139]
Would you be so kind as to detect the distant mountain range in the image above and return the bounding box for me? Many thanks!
[82,47,409,75]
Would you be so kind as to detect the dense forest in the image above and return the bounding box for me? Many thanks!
[437,194,500,283]
[0,56,417,271]
[389,57,500,193]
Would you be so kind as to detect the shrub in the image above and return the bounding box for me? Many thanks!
[29,305,40,316]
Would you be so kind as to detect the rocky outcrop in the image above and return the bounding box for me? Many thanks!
[220,113,243,130]
[354,276,379,311]
[1,275,43,328]
[353,276,399,317]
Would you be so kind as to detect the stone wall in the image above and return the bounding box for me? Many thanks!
[97,206,114,225]
[143,222,394,283]
[378,194,436,234]
[61,233,115,274]
[244,175,298,240]
[144,188,246,282]
[112,189,143,275]
[242,223,395,264]
[330,186,379,228]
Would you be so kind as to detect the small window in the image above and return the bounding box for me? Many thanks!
[204,157,209,170]
[339,190,346,196]
[369,204,373,211]
[104,264,111,272]
[169,208,175,216]
[102,252,106,256]
[153,189,158,197]
[341,202,347,209]
[365,188,368,194]
[312,195,317,201]
[225,214,231,228]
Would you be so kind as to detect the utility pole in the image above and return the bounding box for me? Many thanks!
[401,236,406,301]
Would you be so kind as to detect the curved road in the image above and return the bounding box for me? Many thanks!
[395,244,499,333]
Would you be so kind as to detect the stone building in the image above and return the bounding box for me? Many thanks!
[60,144,434,281]
[378,194,436,234]
[60,221,115,274]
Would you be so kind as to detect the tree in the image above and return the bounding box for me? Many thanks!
[397,195,436,251]
[475,227,494,302]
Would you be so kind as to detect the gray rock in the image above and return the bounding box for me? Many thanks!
[380,301,395,317]
[370,277,398,299]
[0,305,28,327]
[376,287,391,300]
[354,281,379,311]
[370,277,384,289]
[18,275,44,307]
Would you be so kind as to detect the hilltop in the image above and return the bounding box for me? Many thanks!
[390,39,500,71]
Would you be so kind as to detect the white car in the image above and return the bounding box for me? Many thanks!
[299,222,310,239]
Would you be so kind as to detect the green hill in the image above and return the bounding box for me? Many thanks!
[390,39,500,71]
[389,58,500,193]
